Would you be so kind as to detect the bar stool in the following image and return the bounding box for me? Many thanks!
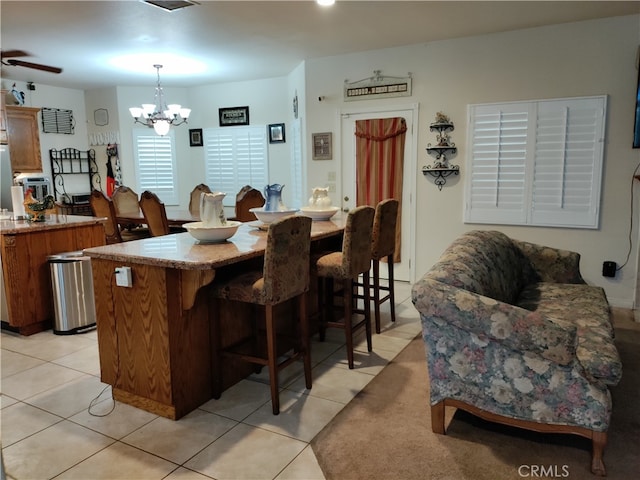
[211,215,313,414]
[315,205,375,369]
[371,198,399,333]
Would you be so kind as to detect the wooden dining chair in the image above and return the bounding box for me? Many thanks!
[188,183,212,216]
[211,215,313,414]
[235,185,265,222]
[314,205,375,369]
[111,186,139,215]
[139,191,170,237]
[89,190,122,244]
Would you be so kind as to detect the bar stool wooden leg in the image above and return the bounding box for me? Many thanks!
[300,293,312,390]
[265,304,280,415]
[318,277,326,342]
[343,278,355,369]
[363,271,372,352]
[387,253,396,324]
[373,259,382,334]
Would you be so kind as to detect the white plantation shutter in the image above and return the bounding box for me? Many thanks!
[465,96,606,228]
[203,126,268,207]
[133,130,179,204]
[531,98,605,227]
[466,103,533,225]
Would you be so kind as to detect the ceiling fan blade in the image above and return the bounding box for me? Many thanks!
[6,59,62,74]
[1,50,29,59]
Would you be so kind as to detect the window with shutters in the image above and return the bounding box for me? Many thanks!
[203,126,268,207]
[464,96,606,229]
[132,130,179,205]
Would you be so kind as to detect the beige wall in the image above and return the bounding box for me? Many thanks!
[304,14,640,307]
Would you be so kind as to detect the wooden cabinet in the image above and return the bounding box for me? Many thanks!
[5,105,42,172]
[0,90,7,145]
[0,218,106,335]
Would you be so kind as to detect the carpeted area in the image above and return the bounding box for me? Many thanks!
[311,308,640,480]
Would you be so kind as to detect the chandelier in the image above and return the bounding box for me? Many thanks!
[129,64,191,136]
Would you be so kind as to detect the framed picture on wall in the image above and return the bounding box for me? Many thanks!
[219,106,249,126]
[312,132,332,160]
[189,128,203,147]
[268,123,285,143]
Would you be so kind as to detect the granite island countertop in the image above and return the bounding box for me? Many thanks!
[0,214,106,234]
[83,216,346,270]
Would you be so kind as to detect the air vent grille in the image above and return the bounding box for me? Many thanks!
[41,108,74,134]
[143,1,199,11]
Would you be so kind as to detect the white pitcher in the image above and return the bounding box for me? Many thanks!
[308,187,332,210]
[200,192,227,227]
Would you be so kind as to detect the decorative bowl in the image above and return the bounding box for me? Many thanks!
[183,221,241,242]
[300,206,340,221]
[249,207,299,224]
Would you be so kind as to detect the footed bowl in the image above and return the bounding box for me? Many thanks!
[249,207,299,224]
[300,206,340,221]
[184,221,241,242]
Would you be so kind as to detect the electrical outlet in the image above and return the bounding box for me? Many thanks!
[602,261,616,278]
[115,266,132,287]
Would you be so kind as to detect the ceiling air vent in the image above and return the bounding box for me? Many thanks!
[143,0,199,12]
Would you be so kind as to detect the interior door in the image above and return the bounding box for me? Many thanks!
[340,105,417,282]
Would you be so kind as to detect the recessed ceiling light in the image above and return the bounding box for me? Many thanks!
[317,0,336,6]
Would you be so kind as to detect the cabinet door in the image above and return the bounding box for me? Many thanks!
[6,106,42,172]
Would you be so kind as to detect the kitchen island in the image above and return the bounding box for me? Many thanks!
[83,217,345,420]
[1,214,106,335]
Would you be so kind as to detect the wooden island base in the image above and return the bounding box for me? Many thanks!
[86,221,344,420]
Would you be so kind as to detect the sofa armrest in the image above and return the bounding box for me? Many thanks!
[412,277,578,365]
[513,239,585,284]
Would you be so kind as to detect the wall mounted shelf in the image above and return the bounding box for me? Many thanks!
[422,165,460,190]
[423,113,460,190]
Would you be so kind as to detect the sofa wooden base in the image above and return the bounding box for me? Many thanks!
[431,399,607,476]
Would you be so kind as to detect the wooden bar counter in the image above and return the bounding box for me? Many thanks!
[83,217,345,420]
[1,214,106,335]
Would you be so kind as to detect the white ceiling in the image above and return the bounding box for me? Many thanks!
[1,1,639,91]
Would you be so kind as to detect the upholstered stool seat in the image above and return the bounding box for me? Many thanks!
[211,215,313,414]
[315,205,375,369]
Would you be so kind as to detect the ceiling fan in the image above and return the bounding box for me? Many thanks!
[1,50,63,74]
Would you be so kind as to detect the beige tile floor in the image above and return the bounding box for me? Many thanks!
[1,281,420,480]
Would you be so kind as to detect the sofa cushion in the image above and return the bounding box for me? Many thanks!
[517,283,621,386]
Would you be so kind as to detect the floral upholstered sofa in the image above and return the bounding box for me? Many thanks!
[411,230,622,476]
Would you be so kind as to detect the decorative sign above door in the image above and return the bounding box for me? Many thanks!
[344,70,412,102]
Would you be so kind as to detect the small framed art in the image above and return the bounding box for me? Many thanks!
[312,132,332,160]
[189,128,203,147]
[268,123,285,143]
[219,106,249,126]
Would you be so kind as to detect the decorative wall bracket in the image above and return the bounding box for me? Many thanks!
[344,70,412,101]
[422,165,459,190]
[422,112,460,190]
